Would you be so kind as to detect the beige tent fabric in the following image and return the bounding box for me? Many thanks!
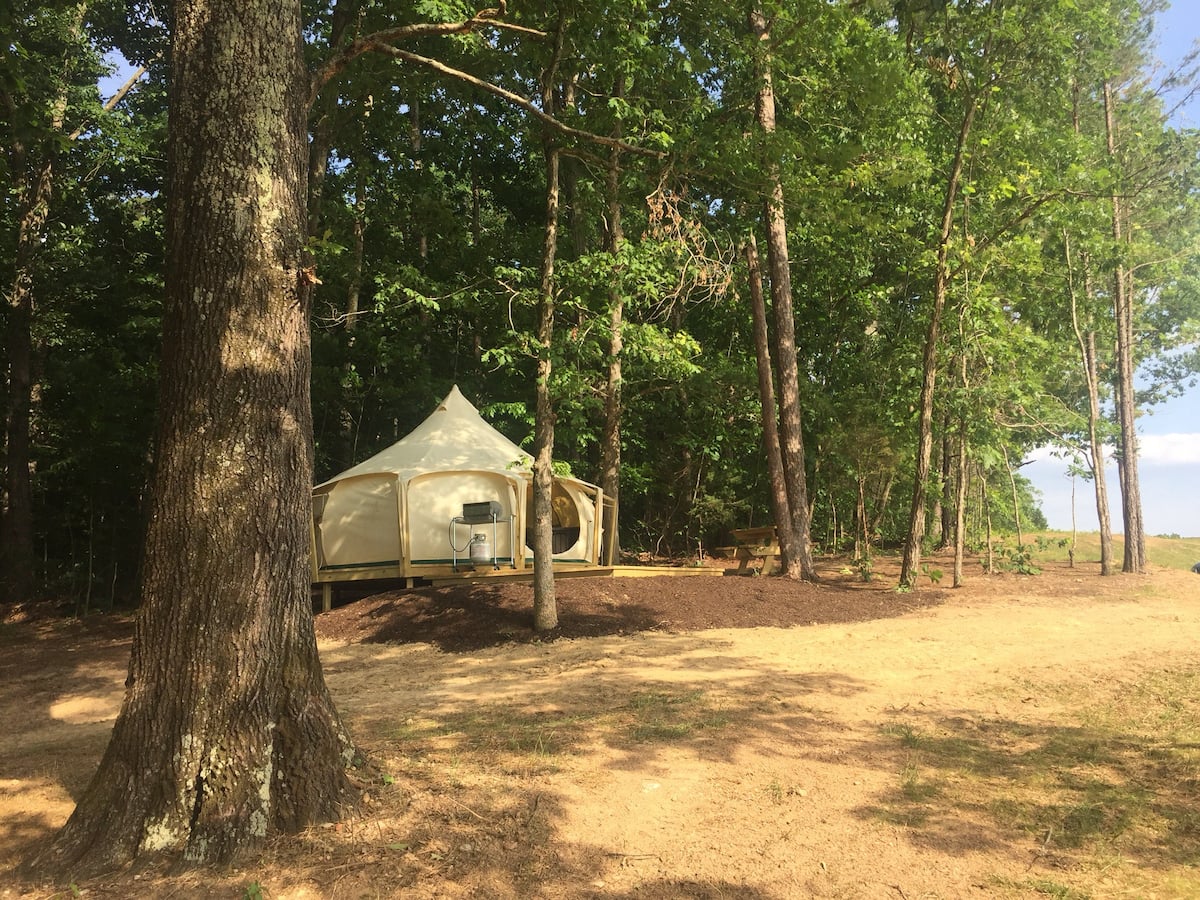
[312,386,600,572]
[315,385,532,487]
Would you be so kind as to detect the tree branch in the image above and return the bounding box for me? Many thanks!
[368,43,664,158]
[947,191,1058,280]
[68,63,150,141]
[308,2,545,107]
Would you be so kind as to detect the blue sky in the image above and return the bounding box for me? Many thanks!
[1024,0,1199,537]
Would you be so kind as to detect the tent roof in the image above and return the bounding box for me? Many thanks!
[316,385,536,489]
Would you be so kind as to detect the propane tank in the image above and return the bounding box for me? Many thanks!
[469,533,491,568]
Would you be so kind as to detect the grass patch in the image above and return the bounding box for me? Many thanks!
[880,722,926,749]
[990,876,1092,899]
[625,689,731,743]
[386,687,733,769]
[1029,531,1200,571]
[873,667,1200,895]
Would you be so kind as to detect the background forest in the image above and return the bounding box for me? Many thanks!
[3,0,1198,607]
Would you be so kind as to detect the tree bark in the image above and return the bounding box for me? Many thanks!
[952,304,970,588]
[561,77,587,262]
[936,429,955,550]
[531,21,567,631]
[899,93,977,588]
[1103,78,1145,573]
[306,0,359,238]
[47,0,352,872]
[855,477,868,560]
[1064,233,1114,575]
[2,24,76,603]
[953,428,968,588]
[749,6,816,580]
[599,84,625,565]
[1002,445,1023,547]
[744,235,800,572]
[982,470,994,574]
[2,151,56,604]
[531,141,560,632]
[868,471,895,541]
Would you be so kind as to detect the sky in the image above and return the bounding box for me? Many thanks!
[1023,0,1199,537]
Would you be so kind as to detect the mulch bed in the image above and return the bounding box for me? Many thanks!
[313,568,946,652]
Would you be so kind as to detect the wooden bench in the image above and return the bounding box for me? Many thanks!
[727,526,781,575]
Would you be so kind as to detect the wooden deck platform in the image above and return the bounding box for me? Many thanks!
[428,564,724,585]
[312,563,724,612]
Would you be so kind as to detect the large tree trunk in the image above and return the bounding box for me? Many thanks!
[1103,79,1145,573]
[899,94,977,588]
[744,235,801,572]
[749,6,815,581]
[47,0,352,873]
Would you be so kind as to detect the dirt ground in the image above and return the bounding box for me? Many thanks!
[2,553,1198,898]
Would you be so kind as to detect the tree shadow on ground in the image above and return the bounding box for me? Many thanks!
[0,616,132,877]
[850,710,1200,873]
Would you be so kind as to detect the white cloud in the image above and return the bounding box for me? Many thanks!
[1138,433,1200,465]
[1026,434,1200,467]
[1026,445,1070,464]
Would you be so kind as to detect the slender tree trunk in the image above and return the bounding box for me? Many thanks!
[937,429,955,549]
[346,170,366,332]
[900,94,977,587]
[1064,232,1114,575]
[1103,79,1145,573]
[2,151,56,604]
[47,0,352,872]
[561,77,587,262]
[1070,473,1077,568]
[599,76,625,567]
[952,302,970,587]
[334,168,367,468]
[531,144,560,631]
[1002,445,1023,546]
[983,471,994,574]
[470,117,482,245]
[308,106,336,237]
[929,459,943,547]
[1085,332,1115,567]
[953,428,968,587]
[749,6,815,580]
[2,34,74,603]
[868,471,895,540]
[306,0,357,238]
[856,476,868,561]
[744,235,800,572]
[531,23,566,631]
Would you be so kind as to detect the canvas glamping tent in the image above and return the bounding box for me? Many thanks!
[311,386,610,589]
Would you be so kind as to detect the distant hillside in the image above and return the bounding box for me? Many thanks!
[1031,532,1200,572]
